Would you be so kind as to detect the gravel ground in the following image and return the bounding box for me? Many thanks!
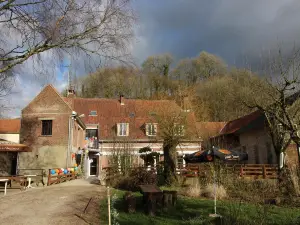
[0,179,105,225]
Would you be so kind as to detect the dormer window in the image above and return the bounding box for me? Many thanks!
[174,124,185,136]
[146,123,157,136]
[117,123,129,136]
[89,111,97,116]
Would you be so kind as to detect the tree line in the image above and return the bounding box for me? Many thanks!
[73,51,270,122]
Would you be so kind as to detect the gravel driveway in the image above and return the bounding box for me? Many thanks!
[0,179,105,225]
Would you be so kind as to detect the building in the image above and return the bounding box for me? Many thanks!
[63,92,201,176]
[0,118,21,143]
[18,85,201,177]
[0,119,29,175]
[18,85,86,171]
[212,110,300,166]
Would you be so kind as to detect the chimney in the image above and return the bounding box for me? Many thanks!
[67,86,76,98]
[120,94,125,105]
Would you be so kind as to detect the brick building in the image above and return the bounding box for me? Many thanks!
[212,110,300,166]
[63,91,201,176]
[19,85,86,171]
[19,84,201,177]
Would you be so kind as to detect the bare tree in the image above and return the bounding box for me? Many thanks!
[246,48,300,166]
[194,51,227,79]
[0,0,135,75]
[151,103,197,185]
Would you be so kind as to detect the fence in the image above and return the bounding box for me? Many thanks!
[178,163,279,179]
[103,163,279,184]
[47,169,77,186]
[238,164,278,179]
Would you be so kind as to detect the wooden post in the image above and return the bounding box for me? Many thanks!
[107,187,111,225]
[47,169,51,186]
[263,165,266,179]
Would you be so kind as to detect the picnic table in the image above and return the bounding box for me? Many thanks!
[139,185,162,202]
[0,179,9,196]
[0,176,27,190]
[139,185,163,215]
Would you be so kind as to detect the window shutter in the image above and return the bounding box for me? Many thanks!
[117,123,120,136]
[126,123,129,136]
[154,124,157,135]
[146,124,149,136]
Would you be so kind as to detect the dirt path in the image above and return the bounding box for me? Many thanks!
[0,179,105,225]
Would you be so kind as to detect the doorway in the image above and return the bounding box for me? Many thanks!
[11,153,17,175]
[89,152,98,176]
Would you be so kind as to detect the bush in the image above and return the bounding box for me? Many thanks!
[202,183,227,200]
[116,167,157,192]
[180,185,202,198]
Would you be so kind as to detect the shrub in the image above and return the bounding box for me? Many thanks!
[180,185,202,198]
[116,167,157,191]
[202,183,227,200]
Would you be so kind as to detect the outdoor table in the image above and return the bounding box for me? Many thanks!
[139,185,163,215]
[139,185,162,203]
[0,179,9,195]
[24,175,36,188]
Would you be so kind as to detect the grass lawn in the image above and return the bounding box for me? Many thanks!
[100,189,300,225]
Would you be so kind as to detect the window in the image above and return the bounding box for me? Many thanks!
[146,123,157,136]
[41,120,52,136]
[86,129,98,139]
[174,124,185,136]
[89,111,97,116]
[117,123,129,136]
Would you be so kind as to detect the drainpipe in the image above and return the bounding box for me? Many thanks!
[67,115,74,168]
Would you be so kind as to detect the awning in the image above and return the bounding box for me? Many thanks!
[0,141,30,152]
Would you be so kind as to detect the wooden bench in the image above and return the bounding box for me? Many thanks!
[17,169,46,186]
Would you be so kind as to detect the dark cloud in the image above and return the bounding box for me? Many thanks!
[4,0,300,117]
[132,0,300,66]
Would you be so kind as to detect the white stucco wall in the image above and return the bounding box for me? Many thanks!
[0,133,19,143]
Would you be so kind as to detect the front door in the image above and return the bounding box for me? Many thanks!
[89,153,98,176]
[11,153,17,175]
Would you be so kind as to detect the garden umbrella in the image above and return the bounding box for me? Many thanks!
[184,146,248,163]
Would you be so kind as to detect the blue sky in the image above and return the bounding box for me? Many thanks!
[4,0,300,117]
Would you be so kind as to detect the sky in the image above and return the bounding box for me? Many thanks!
[4,0,300,118]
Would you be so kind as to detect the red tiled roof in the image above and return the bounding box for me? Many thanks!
[196,122,226,138]
[0,119,21,134]
[63,97,198,139]
[219,111,263,135]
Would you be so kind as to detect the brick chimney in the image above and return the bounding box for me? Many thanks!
[67,86,76,98]
[120,94,125,105]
